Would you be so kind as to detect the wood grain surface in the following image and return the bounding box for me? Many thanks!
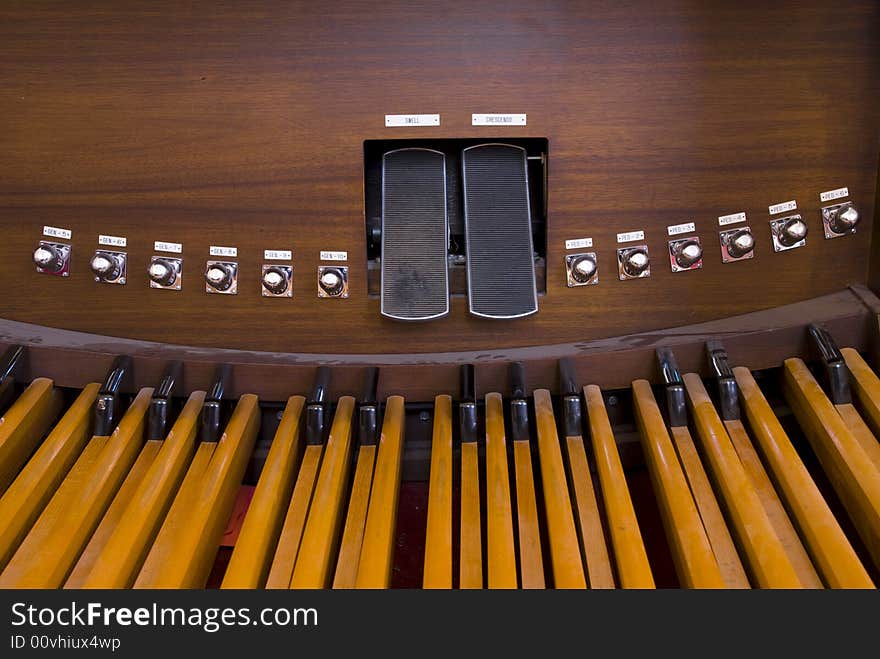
[0,287,874,400]
[0,1,877,354]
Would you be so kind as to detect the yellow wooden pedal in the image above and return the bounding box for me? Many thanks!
[683,373,804,588]
[533,389,585,589]
[134,394,260,588]
[564,432,614,589]
[724,416,821,588]
[632,379,724,588]
[0,378,64,494]
[0,387,152,588]
[482,392,517,589]
[423,395,452,589]
[513,438,544,589]
[265,443,323,589]
[333,444,376,589]
[459,439,482,589]
[289,396,355,589]
[356,396,405,589]
[783,357,880,572]
[735,367,872,588]
[0,383,99,573]
[835,403,880,474]
[80,391,206,588]
[223,396,305,589]
[669,423,748,588]
[584,386,654,588]
[842,348,880,438]
[135,441,214,586]
[65,440,162,588]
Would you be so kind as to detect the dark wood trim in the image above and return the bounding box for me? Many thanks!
[0,288,871,401]
[870,148,880,295]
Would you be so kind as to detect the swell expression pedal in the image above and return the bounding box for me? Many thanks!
[462,143,538,319]
[381,148,450,320]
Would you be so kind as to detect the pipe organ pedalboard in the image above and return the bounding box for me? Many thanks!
[3,322,880,589]
[1,0,879,591]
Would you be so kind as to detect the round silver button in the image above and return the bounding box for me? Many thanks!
[674,241,702,268]
[570,254,597,283]
[318,268,346,296]
[779,217,808,246]
[262,267,289,295]
[33,246,59,269]
[90,252,121,280]
[91,255,114,275]
[320,271,340,288]
[207,267,226,284]
[728,230,755,258]
[205,264,232,290]
[148,259,177,286]
[149,261,169,280]
[831,205,859,233]
[623,249,649,277]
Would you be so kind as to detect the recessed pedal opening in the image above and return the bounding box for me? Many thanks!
[364,138,548,302]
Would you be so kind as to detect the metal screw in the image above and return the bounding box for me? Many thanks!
[419,411,430,423]
[607,395,618,406]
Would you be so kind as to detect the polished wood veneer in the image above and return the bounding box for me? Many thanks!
[0,287,874,400]
[0,1,877,354]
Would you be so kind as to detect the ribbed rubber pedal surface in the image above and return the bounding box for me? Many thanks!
[462,143,538,319]
[381,148,449,321]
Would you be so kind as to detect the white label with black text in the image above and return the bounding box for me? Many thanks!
[667,222,695,236]
[154,241,182,254]
[385,114,440,127]
[565,237,593,250]
[320,250,348,262]
[98,234,127,247]
[264,249,292,261]
[617,230,645,243]
[43,226,72,240]
[769,200,797,215]
[820,187,849,203]
[472,113,527,126]
[210,245,238,257]
[718,212,747,227]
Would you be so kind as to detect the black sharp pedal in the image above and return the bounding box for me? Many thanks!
[462,143,538,319]
[381,148,449,321]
